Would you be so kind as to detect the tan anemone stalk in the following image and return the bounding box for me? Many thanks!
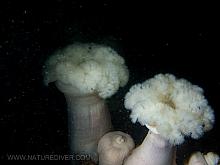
[43,43,129,161]
[98,131,135,165]
[123,73,215,165]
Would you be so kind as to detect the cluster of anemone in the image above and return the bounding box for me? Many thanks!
[43,43,219,165]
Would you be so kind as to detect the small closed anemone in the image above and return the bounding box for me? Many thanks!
[124,73,215,165]
[43,43,129,162]
[187,152,219,165]
[98,131,135,165]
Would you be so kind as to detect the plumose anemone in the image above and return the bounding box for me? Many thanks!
[43,43,129,161]
[124,73,215,165]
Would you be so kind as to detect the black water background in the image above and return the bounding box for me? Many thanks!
[0,1,219,164]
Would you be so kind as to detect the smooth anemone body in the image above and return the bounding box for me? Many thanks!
[124,131,176,165]
[65,93,112,161]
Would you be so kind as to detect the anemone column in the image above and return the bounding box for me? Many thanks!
[124,131,176,165]
[65,94,112,159]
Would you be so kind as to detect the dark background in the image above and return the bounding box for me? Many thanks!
[0,0,219,164]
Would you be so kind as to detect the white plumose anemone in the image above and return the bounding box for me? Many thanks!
[125,73,214,145]
[124,73,215,165]
[44,43,129,98]
[43,43,129,162]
